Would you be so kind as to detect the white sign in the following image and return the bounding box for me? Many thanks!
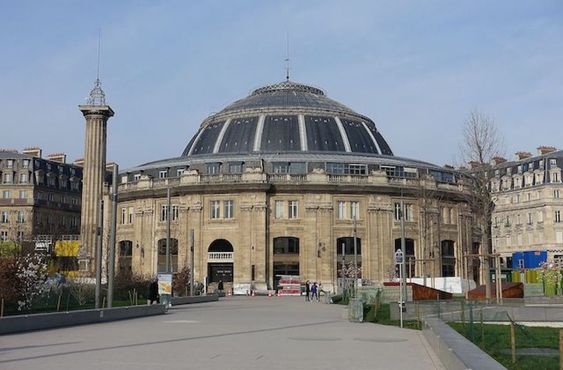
[394,249,403,264]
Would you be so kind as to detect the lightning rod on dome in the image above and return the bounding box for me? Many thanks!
[285,32,291,81]
[86,28,107,106]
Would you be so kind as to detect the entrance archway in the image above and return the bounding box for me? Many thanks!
[208,239,234,283]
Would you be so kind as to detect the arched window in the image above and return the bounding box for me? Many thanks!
[208,239,234,252]
[157,238,179,272]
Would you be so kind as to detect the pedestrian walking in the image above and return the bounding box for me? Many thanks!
[311,282,318,302]
[148,278,159,304]
[305,280,310,301]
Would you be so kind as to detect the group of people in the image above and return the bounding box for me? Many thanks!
[304,280,322,302]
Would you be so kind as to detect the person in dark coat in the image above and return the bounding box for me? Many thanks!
[148,279,159,304]
[305,280,310,302]
[217,280,224,292]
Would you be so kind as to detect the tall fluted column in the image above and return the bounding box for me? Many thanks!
[78,79,114,273]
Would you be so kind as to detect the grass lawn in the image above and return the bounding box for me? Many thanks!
[449,322,560,370]
[364,303,421,330]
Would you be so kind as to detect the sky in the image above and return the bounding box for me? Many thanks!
[1,1,562,169]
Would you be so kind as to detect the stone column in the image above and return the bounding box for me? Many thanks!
[78,97,114,273]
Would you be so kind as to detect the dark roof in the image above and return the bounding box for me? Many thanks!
[181,80,393,157]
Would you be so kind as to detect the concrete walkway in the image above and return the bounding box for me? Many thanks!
[0,297,443,370]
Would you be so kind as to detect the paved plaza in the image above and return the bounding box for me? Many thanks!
[0,297,443,370]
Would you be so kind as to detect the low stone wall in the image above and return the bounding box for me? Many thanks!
[0,304,166,335]
[423,317,507,370]
[171,295,219,306]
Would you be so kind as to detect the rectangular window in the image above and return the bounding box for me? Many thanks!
[516,214,521,225]
[6,160,13,169]
[16,211,25,223]
[394,203,412,221]
[128,207,134,223]
[350,201,360,220]
[176,169,185,177]
[171,205,179,221]
[19,173,28,184]
[159,170,168,179]
[555,210,561,223]
[2,191,10,199]
[160,205,169,222]
[337,201,346,220]
[121,208,127,224]
[275,200,284,219]
[228,163,243,174]
[71,182,80,191]
[553,173,561,183]
[223,200,233,219]
[16,231,24,240]
[288,201,298,219]
[405,204,413,221]
[0,231,7,241]
[527,212,533,225]
[3,173,12,184]
[538,211,544,223]
[210,200,220,219]
[207,163,221,175]
[555,190,561,199]
[133,174,141,181]
[273,162,289,174]
[19,191,26,199]
[1,212,8,223]
[22,159,30,169]
[394,203,401,221]
[121,176,128,184]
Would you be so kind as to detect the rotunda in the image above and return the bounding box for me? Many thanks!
[116,80,476,293]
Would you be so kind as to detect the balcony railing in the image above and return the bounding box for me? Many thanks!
[208,252,233,262]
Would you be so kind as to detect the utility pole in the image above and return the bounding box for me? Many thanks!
[400,200,407,318]
[189,229,194,296]
[353,215,358,297]
[166,187,171,273]
[107,163,118,308]
[95,199,104,309]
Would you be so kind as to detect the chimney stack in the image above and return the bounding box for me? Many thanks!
[47,153,66,164]
[22,147,42,158]
[73,158,85,167]
[537,146,557,156]
[490,156,507,166]
[515,151,532,161]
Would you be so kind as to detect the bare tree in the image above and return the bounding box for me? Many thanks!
[460,111,504,299]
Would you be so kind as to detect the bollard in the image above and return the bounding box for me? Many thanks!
[510,321,516,364]
[559,329,563,370]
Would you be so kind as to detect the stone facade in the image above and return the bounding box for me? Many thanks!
[0,149,82,251]
[116,170,474,292]
[490,147,563,265]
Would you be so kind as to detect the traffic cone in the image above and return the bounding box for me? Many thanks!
[252,290,255,297]
[268,291,272,299]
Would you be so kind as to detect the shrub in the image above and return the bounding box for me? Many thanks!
[172,266,191,296]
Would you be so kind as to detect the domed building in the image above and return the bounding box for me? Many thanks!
[116,80,476,293]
